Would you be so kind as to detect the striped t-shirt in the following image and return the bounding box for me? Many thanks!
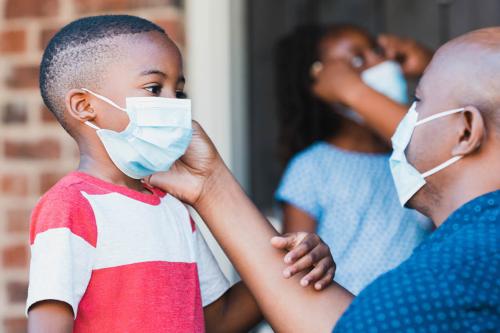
[26,171,229,332]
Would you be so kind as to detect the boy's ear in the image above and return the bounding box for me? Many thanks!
[451,105,485,157]
[65,88,97,123]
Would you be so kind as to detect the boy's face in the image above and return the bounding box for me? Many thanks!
[83,31,185,133]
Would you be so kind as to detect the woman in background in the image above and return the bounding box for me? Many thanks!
[274,24,433,295]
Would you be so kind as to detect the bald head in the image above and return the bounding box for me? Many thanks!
[419,27,500,134]
[405,27,500,223]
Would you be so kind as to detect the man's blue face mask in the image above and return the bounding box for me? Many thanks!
[390,102,465,207]
[82,89,193,179]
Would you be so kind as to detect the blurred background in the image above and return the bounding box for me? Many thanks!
[1,0,500,332]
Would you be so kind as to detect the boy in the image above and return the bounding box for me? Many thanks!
[27,15,335,332]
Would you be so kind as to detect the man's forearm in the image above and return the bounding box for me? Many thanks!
[195,165,353,332]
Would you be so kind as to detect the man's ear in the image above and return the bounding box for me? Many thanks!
[451,106,485,156]
[65,88,97,123]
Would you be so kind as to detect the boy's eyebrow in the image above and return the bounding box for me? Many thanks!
[139,69,167,77]
[139,69,185,84]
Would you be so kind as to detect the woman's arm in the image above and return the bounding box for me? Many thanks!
[28,301,74,333]
[282,203,317,234]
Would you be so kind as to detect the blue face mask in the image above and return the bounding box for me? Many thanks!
[362,60,408,105]
[82,89,192,179]
[389,102,465,206]
[338,60,408,124]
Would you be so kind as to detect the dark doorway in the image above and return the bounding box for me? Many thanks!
[247,0,500,213]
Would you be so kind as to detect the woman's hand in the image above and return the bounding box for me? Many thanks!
[378,34,433,77]
[271,232,336,291]
[146,121,226,206]
[311,60,365,105]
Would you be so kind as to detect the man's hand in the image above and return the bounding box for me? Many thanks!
[147,121,224,206]
[310,60,365,105]
[378,34,433,77]
[272,232,335,291]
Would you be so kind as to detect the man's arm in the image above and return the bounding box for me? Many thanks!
[28,301,74,333]
[204,232,336,332]
[194,164,353,332]
[148,123,354,332]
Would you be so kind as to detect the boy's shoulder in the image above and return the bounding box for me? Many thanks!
[30,172,100,246]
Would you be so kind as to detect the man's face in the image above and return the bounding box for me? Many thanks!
[86,31,185,133]
[404,56,464,210]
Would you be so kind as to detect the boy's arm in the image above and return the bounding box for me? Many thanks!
[28,301,74,333]
[204,282,261,333]
[148,123,354,332]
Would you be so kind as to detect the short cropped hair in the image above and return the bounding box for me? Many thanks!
[40,15,165,130]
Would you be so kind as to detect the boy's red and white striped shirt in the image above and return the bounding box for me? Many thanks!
[26,171,229,333]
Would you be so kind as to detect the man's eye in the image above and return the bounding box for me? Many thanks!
[176,91,187,99]
[412,95,421,103]
[145,85,162,95]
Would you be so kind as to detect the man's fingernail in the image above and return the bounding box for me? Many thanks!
[301,279,309,287]
[315,283,322,290]
[284,255,292,263]
[283,270,291,278]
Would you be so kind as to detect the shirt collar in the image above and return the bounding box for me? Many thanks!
[416,190,499,251]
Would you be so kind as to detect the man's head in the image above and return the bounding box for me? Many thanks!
[405,27,500,221]
[40,15,185,140]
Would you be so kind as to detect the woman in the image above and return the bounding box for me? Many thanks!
[274,24,433,295]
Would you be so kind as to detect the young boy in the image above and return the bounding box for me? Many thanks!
[26,15,335,332]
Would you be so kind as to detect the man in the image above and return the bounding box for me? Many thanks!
[148,27,500,332]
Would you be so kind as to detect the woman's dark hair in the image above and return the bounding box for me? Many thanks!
[274,23,372,164]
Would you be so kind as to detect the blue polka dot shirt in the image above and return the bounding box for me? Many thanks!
[276,142,432,294]
[333,190,500,333]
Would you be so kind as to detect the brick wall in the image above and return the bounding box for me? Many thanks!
[0,1,185,331]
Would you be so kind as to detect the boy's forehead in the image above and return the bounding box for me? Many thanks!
[110,31,183,77]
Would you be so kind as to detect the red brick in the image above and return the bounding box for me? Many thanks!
[0,30,26,54]
[39,171,64,193]
[40,27,59,50]
[2,245,28,268]
[2,103,27,124]
[7,209,31,233]
[155,19,184,45]
[4,138,61,159]
[3,317,27,333]
[1,174,28,196]
[40,105,57,123]
[6,65,40,89]
[74,0,172,13]
[7,281,28,303]
[5,0,58,18]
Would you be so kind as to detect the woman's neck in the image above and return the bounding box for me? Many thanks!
[327,119,390,154]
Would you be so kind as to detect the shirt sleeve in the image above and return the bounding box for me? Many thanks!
[26,188,97,318]
[275,151,322,220]
[192,220,230,307]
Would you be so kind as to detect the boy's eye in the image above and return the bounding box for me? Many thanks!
[145,85,162,95]
[176,91,187,99]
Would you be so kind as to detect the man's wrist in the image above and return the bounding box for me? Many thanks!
[193,159,233,211]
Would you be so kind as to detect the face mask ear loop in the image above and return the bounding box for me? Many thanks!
[415,108,465,127]
[422,155,462,178]
[81,88,127,112]
[84,121,101,130]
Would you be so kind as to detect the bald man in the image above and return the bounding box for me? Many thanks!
[148,27,500,332]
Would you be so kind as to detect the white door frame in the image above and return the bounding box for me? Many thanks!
[185,0,248,282]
